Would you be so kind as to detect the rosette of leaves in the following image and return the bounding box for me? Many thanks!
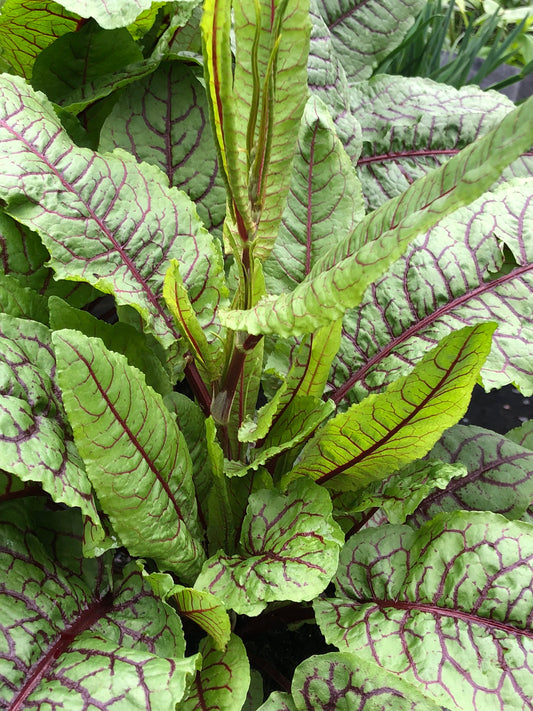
[1,1,533,709]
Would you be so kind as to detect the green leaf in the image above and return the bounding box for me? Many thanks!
[0,74,223,361]
[263,95,364,295]
[314,0,425,83]
[0,0,80,78]
[410,424,533,524]
[506,419,533,449]
[31,21,145,111]
[352,75,522,212]
[221,96,533,337]
[330,177,533,407]
[0,314,100,524]
[259,652,445,710]
[0,212,96,307]
[99,60,226,237]
[180,634,250,711]
[49,296,172,397]
[195,478,344,616]
[315,510,533,710]
[53,329,205,583]
[232,0,311,261]
[285,324,495,491]
[0,271,49,324]
[163,258,227,382]
[0,504,200,709]
[54,0,182,30]
[346,459,469,526]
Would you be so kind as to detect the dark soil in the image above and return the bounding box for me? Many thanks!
[461,383,532,434]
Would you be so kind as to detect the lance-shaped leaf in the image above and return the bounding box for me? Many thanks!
[53,329,205,583]
[54,0,179,30]
[315,510,533,711]
[239,321,341,444]
[163,258,227,382]
[0,314,100,524]
[329,178,533,407]
[99,60,226,237]
[306,2,362,164]
[195,478,344,616]
[232,0,311,261]
[49,296,172,397]
[0,74,225,360]
[409,425,533,525]
[0,504,200,709]
[181,634,250,711]
[263,95,364,295]
[0,0,80,78]
[285,324,494,491]
[352,75,532,212]
[221,96,533,337]
[258,652,446,711]
[314,0,425,83]
[346,459,469,526]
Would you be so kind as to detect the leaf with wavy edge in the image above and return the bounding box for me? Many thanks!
[0,74,225,363]
[285,324,494,492]
[221,95,533,336]
[352,76,533,212]
[507,419,533,450]
[258,652,446,710]
[346,459,468,526]
[315,510,533,711]
[0,314,100,524]
[329,177,533,407]
[181,634,250,711]
[263,95,364,295]
[306,1,362,164]
[0,504,200,709]
[314,0,425,83]
[99,61,226,236]
[408,425,533,525]
[53,329,204,583]
[0,0,80,78]
[195,478,344,616]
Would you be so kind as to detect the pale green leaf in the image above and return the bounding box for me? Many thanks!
[285,324,495,491]
[53,329,205,583]
[195,478,344,616]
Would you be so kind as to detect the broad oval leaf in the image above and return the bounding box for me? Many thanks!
[0,504,199,709]
[195,478,344,616]
[315,510,533,711]
[258,652,446,711]
[286,324,494,491]
[54,0,178,29]
[0,314,100,524]
[410,424,533,524]
[180,634,250,711]
[0,74,226,364]
[99,60,226,236]
[53,329,205,583]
